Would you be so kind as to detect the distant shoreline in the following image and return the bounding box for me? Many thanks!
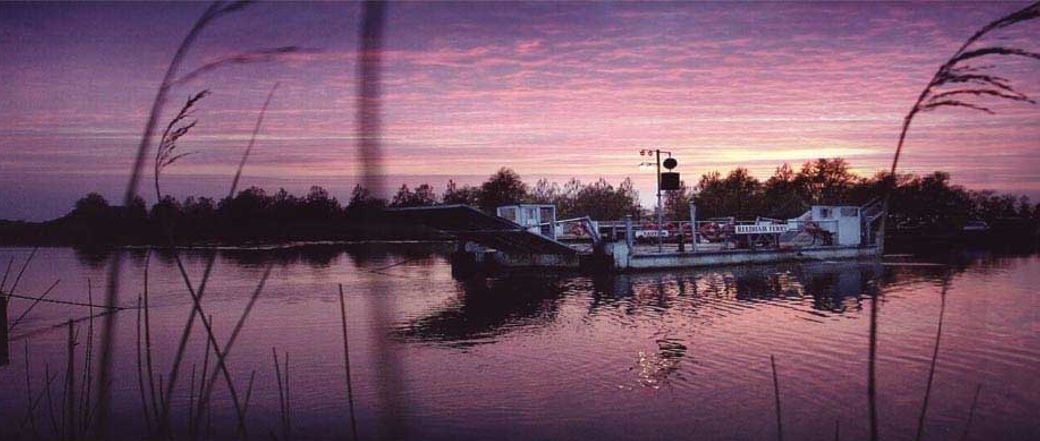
[5,163,1039,251]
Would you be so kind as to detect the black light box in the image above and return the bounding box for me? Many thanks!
[661,172,681,190]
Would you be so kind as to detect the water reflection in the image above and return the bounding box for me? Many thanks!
[395,275,566,348]
[400,262,892,349]
[148,246,216,266]
[220,244,345,267]
[70,242,452,269]
[631,338,688,390]
[340,242,449,268]
[596,262,885,316]
[72,245,121,269]
[3,245,1038,440]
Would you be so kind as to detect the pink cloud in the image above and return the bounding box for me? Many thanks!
[2,1,1039,221]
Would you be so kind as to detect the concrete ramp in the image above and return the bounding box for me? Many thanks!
[385,205,579,255]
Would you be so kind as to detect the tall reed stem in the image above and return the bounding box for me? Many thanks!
[196,266,272,438]
[881,1,1040,252]
[79,279,94,435]
[10,279,62,331]
[339,284,359,441]
[0,257,11,367]
[8,247,38,298]
[272,348,289,441]
[770,355,784,441]
[161,81,280,434]
[960,384,983,441]
[1,292,9,367]
[1,256,14,291]
[102,3,225,437]
[188,365,197,436]
[242,370,256,419]
[190,317,214,441]
[142,252,161,429]
[135,296,152,435]
[65,320,77,441]
[914,271,953,441]
[868,291,879,441]
[46,363,59,438]
[285,352,291,439]
[24,341,36,434]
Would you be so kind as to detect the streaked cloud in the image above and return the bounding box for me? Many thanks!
[1,1,1038,220]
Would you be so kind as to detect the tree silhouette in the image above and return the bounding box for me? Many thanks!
[694,168,763,219]
[478,168,528,212]
[762,164,808,218]
[664,180,694,221]
[73,192,111,218]
[442,180,481,206]
[565,178,641,221]
[800,158,856,205]
[528,179,560,205]
[346,184,386,217]
[302,185,341,219]
[390,183,437,207]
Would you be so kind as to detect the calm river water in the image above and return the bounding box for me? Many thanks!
[1,244,1038,440]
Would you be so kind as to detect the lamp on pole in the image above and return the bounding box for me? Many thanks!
[639,149,679,253]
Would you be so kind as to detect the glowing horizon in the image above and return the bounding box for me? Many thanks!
[1,1,1038,220]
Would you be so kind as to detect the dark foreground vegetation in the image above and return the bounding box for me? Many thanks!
[2,159,1038,249]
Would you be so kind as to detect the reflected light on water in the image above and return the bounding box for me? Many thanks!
[0,246,1038,441]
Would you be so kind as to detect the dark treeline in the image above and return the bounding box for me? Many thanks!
[668,158,1038,226]
[0,168,640,246]
[2,161,1038,247]
[666,158,1040,250]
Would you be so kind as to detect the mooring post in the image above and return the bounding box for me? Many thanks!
[624,215,634,250]
[1,292,9,367]
[689,200,698,253]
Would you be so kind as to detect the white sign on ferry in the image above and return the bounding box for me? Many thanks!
[634,230,671,239]
[734,224,790,235]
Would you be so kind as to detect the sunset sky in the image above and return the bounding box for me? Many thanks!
[2,1,1038,221]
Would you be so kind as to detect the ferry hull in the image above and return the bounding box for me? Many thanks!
[609,242,879,272]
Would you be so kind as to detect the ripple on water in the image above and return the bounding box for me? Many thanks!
[3,247,1039,441]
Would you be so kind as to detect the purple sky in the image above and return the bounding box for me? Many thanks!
[2,1,1039,221]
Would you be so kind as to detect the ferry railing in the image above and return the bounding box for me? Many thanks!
[598,218,843,254]
[860,198,885,246]
[547,216,602,245]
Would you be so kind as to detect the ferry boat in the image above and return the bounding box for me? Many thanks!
[387,198,885,273]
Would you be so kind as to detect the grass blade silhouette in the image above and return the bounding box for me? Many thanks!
[339,284,360,441]
[890,2,1039,175]
[10,279,61,331]
[195,265,273,437]
[159,82,280,433]
[882,2,1040,252]
[134,295,152,435]
[7,247,38,298]
[96,3,228,436]
[868,288,879,441]
[959,384,983,441]
[770,355,784,441]
[914,269,953,441]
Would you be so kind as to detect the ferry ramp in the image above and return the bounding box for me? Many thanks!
[384,205,579,256]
